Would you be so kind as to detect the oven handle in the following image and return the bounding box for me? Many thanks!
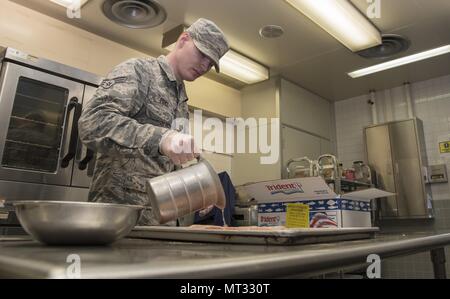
[78,148,95,170]
[61,97,82,169]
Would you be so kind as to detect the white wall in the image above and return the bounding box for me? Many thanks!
[279,79,336,178]
[280,79,332,140]
[335,94,373,168]
[188,111,232,175]
[232,78,281,185]
[335,74,450,201]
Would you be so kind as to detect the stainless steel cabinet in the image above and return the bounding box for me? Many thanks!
[364,118,433,219]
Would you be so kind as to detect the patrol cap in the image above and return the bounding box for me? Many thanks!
[186,18,229,73]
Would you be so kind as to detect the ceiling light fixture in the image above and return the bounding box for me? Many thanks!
[162,25,269,85]
[49,0,89,9]
[348,45,450,78]
[285,0,382,52]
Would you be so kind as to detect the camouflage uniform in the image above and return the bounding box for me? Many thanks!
[78,18,229,226]
[78,56,188,225]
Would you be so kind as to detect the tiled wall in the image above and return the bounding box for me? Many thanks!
[335,74,450,279]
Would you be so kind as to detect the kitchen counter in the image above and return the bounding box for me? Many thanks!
[0,231,449,279]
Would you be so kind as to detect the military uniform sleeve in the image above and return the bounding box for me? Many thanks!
[78,59,174,158]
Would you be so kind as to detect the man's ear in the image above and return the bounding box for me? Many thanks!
[176,32,190,49]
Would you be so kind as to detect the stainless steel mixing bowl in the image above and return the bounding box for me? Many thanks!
[13,201,145,245]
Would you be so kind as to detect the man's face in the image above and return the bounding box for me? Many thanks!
[176,35,214,82]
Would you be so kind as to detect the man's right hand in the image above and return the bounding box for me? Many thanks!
[159,131,200,166]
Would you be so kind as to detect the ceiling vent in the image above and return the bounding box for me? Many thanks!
[102,0,167,29]
[259,25,285,38]
[357,34,411,59]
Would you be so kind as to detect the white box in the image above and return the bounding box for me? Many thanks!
[244,177,394,228]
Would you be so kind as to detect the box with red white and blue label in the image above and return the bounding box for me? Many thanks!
[257,198,372,228]
[243,177,393,228]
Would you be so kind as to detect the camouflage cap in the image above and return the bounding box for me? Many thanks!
[186,18,229,73]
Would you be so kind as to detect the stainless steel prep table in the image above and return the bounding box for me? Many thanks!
[0,231,449,279]
[129,226,379,245]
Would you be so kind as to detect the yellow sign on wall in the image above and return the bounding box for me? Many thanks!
[285,203,310,228]
[440,141,450,154]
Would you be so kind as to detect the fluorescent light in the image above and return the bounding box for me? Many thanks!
[49,0,89,9]
[162,25,269,85]
[348,45,450,78]
[219,50,269,85]
[285,0,381,52]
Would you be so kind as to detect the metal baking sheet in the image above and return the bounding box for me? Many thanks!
[128,226,379,245]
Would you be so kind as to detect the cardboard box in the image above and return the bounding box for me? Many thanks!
[244,177,394,228]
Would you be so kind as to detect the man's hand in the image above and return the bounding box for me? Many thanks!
[159,131,200,166]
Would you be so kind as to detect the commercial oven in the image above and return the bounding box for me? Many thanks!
[0,47,102,203]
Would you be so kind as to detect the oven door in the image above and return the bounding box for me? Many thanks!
[72,84,97,188]
[0,62,84,186]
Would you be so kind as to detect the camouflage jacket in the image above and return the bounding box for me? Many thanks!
[78,56,189,223]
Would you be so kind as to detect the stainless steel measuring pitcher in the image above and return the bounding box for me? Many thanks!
[146,157,226,224]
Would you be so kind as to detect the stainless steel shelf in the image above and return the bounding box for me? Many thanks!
[15,92,62,107]
[10,115,59,128]
[5,139,56,150]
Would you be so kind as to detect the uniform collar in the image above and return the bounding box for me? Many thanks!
[157,55,178,83]
[178,83,188,103]
[157,55,188,102]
